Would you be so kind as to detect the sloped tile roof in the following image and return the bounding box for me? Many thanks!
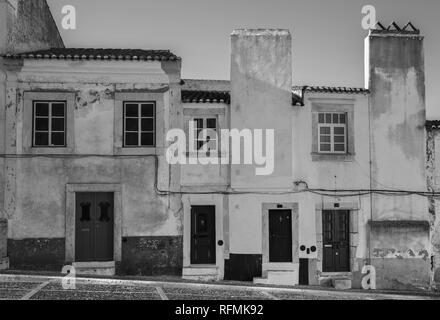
[181,81,369,105]
[371,21,420,34]
[2,48,180,61]
[181,90,230,104]
[425,120,440,129]
[292,86,369,94]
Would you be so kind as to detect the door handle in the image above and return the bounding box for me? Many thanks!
[324,245,332,248]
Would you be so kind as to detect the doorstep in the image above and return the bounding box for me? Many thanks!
[182,265,220,281]
[72,261,115,276]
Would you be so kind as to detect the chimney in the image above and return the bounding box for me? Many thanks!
[365,22,427,214]
[230,29,292,189]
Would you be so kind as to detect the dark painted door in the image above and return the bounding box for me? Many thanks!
[322,210,350,272]
[191,206,216,264]
[75,192,114,262]
[269,210,292,262]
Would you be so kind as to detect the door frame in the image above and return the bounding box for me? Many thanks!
[315,202,359,275]
[262,203,299,277]
[321,210,350,272]
[65,184,122,263]
[268,209,293,263]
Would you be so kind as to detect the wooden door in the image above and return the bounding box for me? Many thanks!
[322,210,350,272]
[75,192,114,262]
[191,206,216,264]
[269,210,292,262]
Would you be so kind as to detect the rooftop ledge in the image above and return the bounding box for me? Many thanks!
[231,29,291,36]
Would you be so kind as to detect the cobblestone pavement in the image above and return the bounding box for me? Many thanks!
[0,274,439,300]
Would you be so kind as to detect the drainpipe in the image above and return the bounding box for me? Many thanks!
[367,90,373,266]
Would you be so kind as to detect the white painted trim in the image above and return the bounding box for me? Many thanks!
[261,203,299,283]
[65,183,123,263]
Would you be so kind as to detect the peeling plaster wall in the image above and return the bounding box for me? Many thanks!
[0,0,64,266]
[181,102,229,188]
[367,34,427,220]
[2,58,183,271]
[230,29,292,190]
[366,32,429,289]
[0,0,64,54]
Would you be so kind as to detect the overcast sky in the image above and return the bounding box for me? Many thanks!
[47,0,440,118]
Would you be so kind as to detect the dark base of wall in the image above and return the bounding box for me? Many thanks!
[7,238,65,271]
[371,258,431,290]
[224,254,262,281]
[119,236,183,276]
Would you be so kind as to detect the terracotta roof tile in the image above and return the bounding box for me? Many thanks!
[2,48,180,61]
[292,86,369,94]
[181,90,230,104]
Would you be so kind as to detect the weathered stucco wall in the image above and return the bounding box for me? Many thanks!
[2,58,183,272]
[366,30,430,289]
[0,0,64,54]
[367,32,427,219]
[230,29,292,189]
[425,127,440,288]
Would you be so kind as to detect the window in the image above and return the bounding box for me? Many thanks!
[123,102,155,147]
[192,117,217,154]
[33,101,66,147]
[318,112,347,153]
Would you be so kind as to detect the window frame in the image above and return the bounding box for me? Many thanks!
[23,91,75,155]
[32,100,67,148]
[317,112,347,154]
[122,101,156,148]
[114,91,165,156]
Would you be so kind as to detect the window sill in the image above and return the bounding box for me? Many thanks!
[23,147,74,155]
[114,147,163,156]
[311,152,355,162]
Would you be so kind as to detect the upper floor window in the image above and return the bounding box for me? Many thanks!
[33,101,66,147]
[318,112,347,153]
[192,117,218,154]
[123,102,156,147]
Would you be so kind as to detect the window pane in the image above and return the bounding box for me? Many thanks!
[141,104,154,117]
[141,118,154,131]
[52,103,65,116]
[125,132,138,146]
[340,113,346,124]
[35,118,49,131]
[51,132,65,146]
[320,127,330,134]
[207,118,216,129]
[320,144,331,152]
[125,104,138,117]
[320,135,331,143]
[334,136,345,143]
[333,114,339,123]
[141,133,154,146]
[334,127,345,135]
[195,118,203,129]
[197,140,204,150]
[35,103,49,116]
[51,118,65,131]
[318,113,325,123]
[334,144,345,152]
[125,118,138,131]
[325,114,331,123]
[35,132,49,146]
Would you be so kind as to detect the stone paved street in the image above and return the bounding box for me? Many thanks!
[0,274,439,300]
